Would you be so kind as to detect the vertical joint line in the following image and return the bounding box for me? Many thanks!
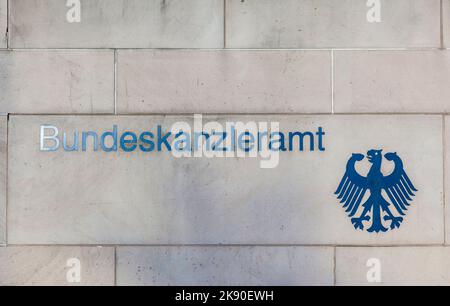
[4,114,9,246]
[114,50,117,115]
[331,50,335,114]
[223,0,226,49]
[114,246,117,286]
[6,0,9,49]
[333,247,336,286]
[443,116,446,245]
[441,0,445,49]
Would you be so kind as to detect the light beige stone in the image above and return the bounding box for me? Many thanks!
[444,1,450,48]
[0,50,114,114]
[0,246,114,286]
[444,117,450,243]
[117,50,331,114]
[10,0,223,48]
[0,116,5,245]
[336,247,450,286]
[0,0,6,48]
[226,0,440,48]
[7,115,443,245]
[334,51,450,113]
[117,246,334,286]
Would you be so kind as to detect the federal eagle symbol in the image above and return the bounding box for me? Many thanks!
[335,150,417,233]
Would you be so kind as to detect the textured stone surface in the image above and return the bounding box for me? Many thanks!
[336,247,450,286]
[0,50,114,114]
[0,116,5,245]
[445,117,450,244]
[0,246,114,286]
[226,0,440,48]
[2,0,450,285]
[334,51,450,113]
[10,0,224,48]
[117,50,331,114]
[444,0,450,48]
[7,115,443,245]
[0,0,6,48]
[117,246,334,286]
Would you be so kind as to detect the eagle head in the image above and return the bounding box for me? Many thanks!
[351,153,365,161]
[384,152,398,161]
[367,149,382,163]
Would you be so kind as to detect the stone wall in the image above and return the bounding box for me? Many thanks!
[0,0,449,286]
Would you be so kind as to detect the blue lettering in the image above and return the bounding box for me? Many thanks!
[139,132,155,152]
[238,131,255,152]
[100,125,118,152]
[157,125,172,151]
[120,132,137,152]
[82,131,99,151]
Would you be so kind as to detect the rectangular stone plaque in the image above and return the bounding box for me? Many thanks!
[7,115,443,245]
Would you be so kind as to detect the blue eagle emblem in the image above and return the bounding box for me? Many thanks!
[335,150,417,233]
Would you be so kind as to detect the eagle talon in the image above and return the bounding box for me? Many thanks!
[384,216,403,229]
[351,216,370,230]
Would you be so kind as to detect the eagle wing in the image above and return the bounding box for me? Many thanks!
[381,153,417,216]
[335,154,369,217]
